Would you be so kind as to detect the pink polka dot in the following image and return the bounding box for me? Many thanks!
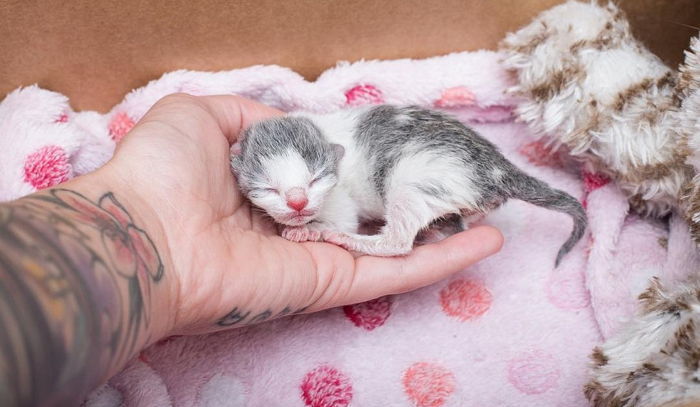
[581,170,610,208]
[300,365,353,407]
[545,270,590,309]
[402,362,456,407]
[23,145,72,189]
[54,113,69,123]
[518,140,565,168]
[345,84,384,106]
[434,86,476,108]
[109,112,135,142]
[343,296,392,330]
[507,351,560,395]
[582,171,610,193]
[439,279,492,321]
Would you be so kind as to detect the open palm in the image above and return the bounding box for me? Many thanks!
[106,94,503,335]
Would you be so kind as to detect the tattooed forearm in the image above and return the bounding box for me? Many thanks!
[0,188,164,407]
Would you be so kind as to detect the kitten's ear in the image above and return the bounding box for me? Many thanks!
[230,141,242,156]
[331,143,345,163]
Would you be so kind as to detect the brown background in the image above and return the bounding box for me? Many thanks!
[1,0,698,112]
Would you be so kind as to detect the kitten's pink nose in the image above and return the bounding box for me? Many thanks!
[287,198,308,211]
[285,188,308,211]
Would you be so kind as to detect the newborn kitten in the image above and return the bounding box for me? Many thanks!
[231,105,587,266]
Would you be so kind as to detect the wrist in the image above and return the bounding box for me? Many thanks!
[61,164,178,344]
[0,168,179,405]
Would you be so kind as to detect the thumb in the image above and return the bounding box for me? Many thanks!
[308,225,504,307]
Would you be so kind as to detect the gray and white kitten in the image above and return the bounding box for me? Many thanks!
[230,105,587,266]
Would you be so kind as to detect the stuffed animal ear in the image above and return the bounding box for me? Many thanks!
[331,143,345,163]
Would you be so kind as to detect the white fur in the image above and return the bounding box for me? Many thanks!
[295,107,386,221]
[249,149,336,227]
[360,149,474,254]
[587,278,700,407]
[501,0,685,216]
[683,37,700,172]
[679,36,700,231]
[389,148,480,212]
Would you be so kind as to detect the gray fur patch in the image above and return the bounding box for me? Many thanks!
[413,182,450,197]
[354,105,512,208]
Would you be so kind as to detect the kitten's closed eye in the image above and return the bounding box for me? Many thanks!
[309,175,325,186]
[252,187,278,195]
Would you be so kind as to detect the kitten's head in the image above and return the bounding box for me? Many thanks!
[230,116,344,226]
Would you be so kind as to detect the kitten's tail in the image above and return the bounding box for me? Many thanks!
[509,172,588,267]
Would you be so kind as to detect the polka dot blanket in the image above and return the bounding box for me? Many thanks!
[2,50,697,406]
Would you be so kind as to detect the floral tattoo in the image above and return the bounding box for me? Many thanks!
[0,188,163,406]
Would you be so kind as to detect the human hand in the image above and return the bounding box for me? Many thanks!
[101,94,504,335]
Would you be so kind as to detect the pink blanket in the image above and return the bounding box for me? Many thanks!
[2,51,697,407]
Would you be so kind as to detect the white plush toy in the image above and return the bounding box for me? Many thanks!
[501,1,700,406]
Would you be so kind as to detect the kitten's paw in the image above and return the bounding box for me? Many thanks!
[281,226,322,242]
[322,231,411,256]
[321,231,351,250]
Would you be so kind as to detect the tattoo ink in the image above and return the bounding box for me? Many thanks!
[217,307,252,326]
[0,188,164,406]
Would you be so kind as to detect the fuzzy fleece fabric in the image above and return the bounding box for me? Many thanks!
[1,50,697,407]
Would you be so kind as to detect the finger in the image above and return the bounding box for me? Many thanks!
[197,95,284,143]
[347,225,503,304]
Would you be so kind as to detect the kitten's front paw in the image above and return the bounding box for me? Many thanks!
[281,226,322,242]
